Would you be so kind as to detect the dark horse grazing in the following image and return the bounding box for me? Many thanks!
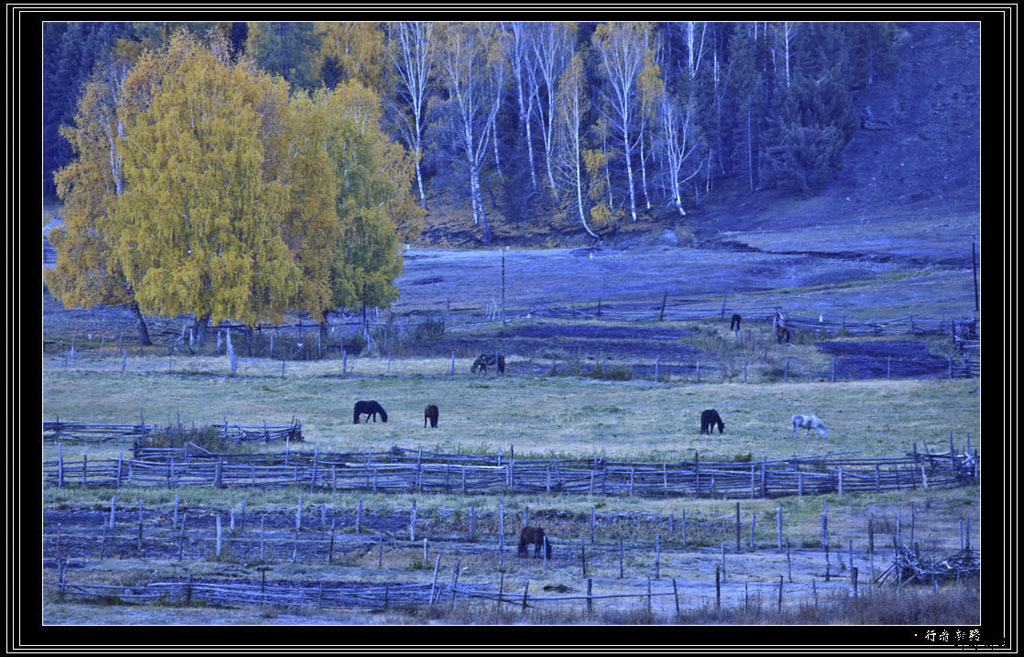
[353,400,388,424]
[518,526,552,559]
[471,353,505,374]
[776,325,791,344]
[700,409,724,434]
[730,313,742,331]
[424,404,439,428]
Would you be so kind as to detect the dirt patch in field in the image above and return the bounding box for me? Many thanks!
[412,322,702,366]
[816,340,950,379]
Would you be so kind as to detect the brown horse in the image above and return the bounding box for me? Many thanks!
[776,325,791,344]
[424,404,439,428]
[353,400,388,424]
[471,353,505,374]
[700,409,724,434]
[518,526,552,559]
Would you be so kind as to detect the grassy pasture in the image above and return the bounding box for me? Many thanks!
[393,247,977,321]
[42,355,980,465]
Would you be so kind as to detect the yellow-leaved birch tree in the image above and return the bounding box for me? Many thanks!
[106,31,300,338]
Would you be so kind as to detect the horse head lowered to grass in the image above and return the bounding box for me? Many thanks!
[792,414,827,439]
[353,400,388,424]
[518,526,552,559]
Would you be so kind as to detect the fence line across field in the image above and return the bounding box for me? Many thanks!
[43,421,303,445]
[48,298,979,355]
[45,439,978,498]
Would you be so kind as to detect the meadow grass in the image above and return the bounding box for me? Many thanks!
[42,357,980,464]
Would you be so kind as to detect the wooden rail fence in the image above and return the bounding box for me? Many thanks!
[43,421,154,443]
[45,442,979,498]
[42,421,301,445]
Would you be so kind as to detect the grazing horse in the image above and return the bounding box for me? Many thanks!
[518,526,552,559]
[353,400,388,424]
[730,313,742,331]
[471,353,505,374]
[776,325,791,344]
[700,409,724,434]
[424,404,439,428]
[792,414,827,439]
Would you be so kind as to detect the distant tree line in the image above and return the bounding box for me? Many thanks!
[44,21,897,339]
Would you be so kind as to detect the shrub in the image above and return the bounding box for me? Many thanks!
[411,318,445,342]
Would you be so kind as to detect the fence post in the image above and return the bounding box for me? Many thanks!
[328,520,336,564]
[259,515,265,562]
[410,500,417,542]
[57,443,63,488]
[777,506,782,550]
[715,566,721,609]
[587,579,593,617]
[178,513,188,561]
[735,502,741,551]
[655,533,661,580]
[590,506,596,544]
[134,499,144,553]
[449,559,461,612]
[429,553,441,606]
[216,515,222,558]
[786,536,792,582]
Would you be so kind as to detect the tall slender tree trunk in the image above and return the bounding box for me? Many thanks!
[639,135,651,211]
[747,101,754,191]
[525,113,538,192]
[491,123,503,179]
[623,124,638,222]
[473,168,491,243]
[576,156,597,238]
[414,134,427,210]
[192,313,211,348]
[131,301,152,346]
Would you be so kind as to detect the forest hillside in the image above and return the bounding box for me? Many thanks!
[416,21,979,254]
[43,21,981,261]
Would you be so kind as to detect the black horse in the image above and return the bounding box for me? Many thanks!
[471,353,505,374]
[730,313,742,331]
[353,400,388,424]
[700,409,724,434]
[424,404,439,428]
[518,526,552,559]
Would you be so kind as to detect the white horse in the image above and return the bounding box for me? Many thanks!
[792,414,828,439]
